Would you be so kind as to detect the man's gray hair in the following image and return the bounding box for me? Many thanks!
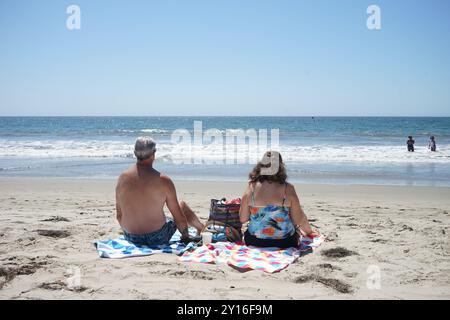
[134,136,156,160]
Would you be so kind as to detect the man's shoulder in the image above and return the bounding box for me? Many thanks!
[117,166,136,182]
[158,172,174,184]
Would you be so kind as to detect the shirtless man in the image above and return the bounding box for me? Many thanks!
[116,137,204,245]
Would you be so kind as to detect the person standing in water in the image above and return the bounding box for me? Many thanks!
[429,136,437,152]
[407,136,415,152]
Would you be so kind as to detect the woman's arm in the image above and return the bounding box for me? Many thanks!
[287,183,319,236]
[239,184,251,224]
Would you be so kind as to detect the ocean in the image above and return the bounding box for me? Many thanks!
[0,116,449,186]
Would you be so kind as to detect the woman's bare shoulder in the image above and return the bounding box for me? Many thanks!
[243,181,253,194]
[285,182,299,197]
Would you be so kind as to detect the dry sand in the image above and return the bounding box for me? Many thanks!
[0,178,449,299]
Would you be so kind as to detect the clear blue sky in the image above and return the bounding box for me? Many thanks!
[0,0,449,116]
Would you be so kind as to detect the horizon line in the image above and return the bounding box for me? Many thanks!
[0,115,450,118]
[1,115,450,118]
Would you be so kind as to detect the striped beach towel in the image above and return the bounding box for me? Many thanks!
[179,235,325,273]
[94,229,197,259]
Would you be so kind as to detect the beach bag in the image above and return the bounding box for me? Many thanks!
[206,198,242,242]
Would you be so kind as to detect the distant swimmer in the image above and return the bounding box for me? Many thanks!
[407,136,415,152]
[428,136,437,152]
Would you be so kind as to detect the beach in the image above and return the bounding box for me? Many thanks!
[1,178,449,300]
[2,0,450,306]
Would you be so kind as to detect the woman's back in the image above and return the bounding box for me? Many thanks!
[248,181,295,240]
[239,151,317,248]
[251,181,290,207]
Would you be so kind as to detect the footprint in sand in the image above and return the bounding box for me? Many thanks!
[317,263,341,271]
[41,216,70,222]
[136,261,172,267]
[370,238,388,244]
[293,275,353,294]
[163,269,221,280]
[0,259,48,289]
[38,280,88,292]
[344,272,358,278]
[398,225,413,232]
[346,223,359,227]
[321,247,358,259]
[36,229,71,238]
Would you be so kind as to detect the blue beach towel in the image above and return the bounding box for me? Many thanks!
[94,229,197,259]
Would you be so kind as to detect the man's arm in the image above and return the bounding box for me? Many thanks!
[115,177,123,224]
[162,175,190,239]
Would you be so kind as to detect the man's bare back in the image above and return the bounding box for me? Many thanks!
[116,164,170,234]
[115,137,204,244]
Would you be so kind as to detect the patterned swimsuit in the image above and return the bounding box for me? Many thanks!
[247,183,296,240]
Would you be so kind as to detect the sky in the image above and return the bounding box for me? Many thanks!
[0,0,449,116]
